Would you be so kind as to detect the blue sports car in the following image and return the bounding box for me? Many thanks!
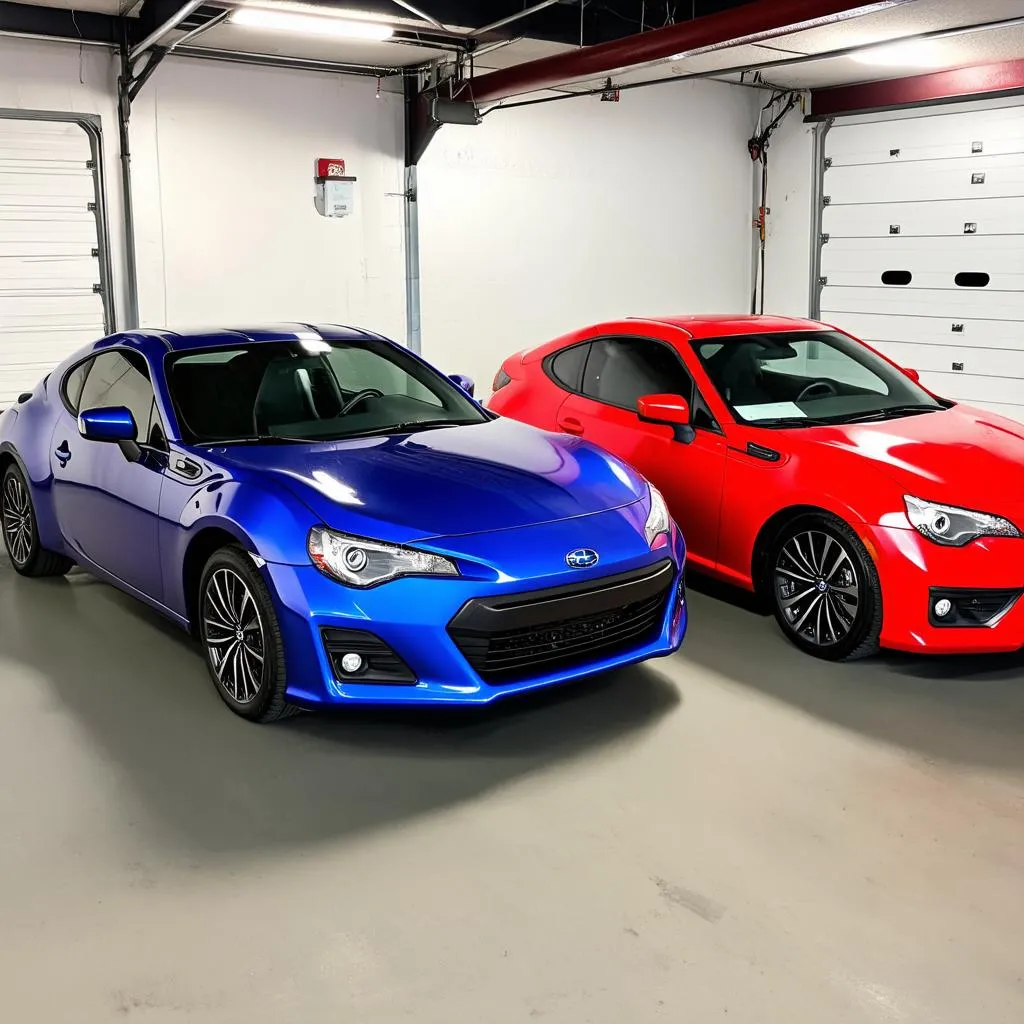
[0,325,687,721]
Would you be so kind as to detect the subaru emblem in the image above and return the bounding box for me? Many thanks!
[566,548,599,569]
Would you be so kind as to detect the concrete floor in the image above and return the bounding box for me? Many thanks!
[1,555,1023,1023]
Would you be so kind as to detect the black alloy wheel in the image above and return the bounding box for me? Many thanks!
[1,464,73,577]
[769,513,882,661]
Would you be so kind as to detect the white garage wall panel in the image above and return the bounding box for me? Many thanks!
[417,80,756,392]
[820,100,1024,423]
[130,59,407,341]
[0,118,107,405]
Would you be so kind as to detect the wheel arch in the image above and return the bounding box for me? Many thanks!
[182,526,247,636]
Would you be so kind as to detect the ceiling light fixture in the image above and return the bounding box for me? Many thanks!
[230,7,395,41]
[851,40,948,68]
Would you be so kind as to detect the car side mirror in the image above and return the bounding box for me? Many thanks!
[637,394,695,444]
[902,367,921,383]
[449,373,475,397]
[78,406,141,462]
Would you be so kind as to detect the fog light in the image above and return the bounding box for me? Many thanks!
[933,598,953,619]
[340,652,364,674]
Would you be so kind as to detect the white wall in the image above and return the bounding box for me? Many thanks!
[759,109,815,318]
[0,36,408,346]
[130,58,407,340]
[417,79,757,391]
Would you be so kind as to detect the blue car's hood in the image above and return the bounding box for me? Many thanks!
[213,417,648,542]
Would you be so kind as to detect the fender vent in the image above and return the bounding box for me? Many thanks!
[746,442,781,462]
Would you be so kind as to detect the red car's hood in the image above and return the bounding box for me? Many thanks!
[798,404,1024,518]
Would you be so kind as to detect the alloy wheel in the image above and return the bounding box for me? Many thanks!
[2,472,34,567]
[202,567,266,704]
[774,530,860,647]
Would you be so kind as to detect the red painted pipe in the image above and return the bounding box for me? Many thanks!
[459,0,910,105]
[812,59,1024,116]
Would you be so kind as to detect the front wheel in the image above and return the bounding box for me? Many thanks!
[768,513,882,661]
[198,547,297,722]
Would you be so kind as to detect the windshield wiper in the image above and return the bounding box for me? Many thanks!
[339,419,483,440]
[211,435,309,446]
[752,416,835,429]
[837,405,939,424]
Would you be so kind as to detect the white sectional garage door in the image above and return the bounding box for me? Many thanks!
[0,116,108,407]
[819,101,1024,423]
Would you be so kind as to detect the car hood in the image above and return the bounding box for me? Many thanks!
[213,416,648,543]
[797,404,1024,518]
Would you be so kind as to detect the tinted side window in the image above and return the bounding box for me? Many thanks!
[62,360,92,413]
[80,351,161,445]
[549,344,589,391]
[582,337,694,410]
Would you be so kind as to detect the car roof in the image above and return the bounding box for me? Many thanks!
[102,323,390,353]
[639,314,826,339]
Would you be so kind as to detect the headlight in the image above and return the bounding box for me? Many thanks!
[308,526,459,587]
[904,495,1021,547]
[644,485,672,548]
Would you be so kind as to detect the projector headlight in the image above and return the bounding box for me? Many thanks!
[644,485,672,548]
[308,527,459,587]
[904,495,1021,547]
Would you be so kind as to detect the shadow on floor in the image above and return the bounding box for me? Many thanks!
[683,573,1024,774]
[0,559,679,854]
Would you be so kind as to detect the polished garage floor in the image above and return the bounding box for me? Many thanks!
[1,555,1023,1023]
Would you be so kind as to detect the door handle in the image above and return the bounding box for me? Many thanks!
[558,416,585,436]
[54,441,71,468]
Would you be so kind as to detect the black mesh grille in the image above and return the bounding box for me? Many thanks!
[448,561,674,683]
[321,628,416,684]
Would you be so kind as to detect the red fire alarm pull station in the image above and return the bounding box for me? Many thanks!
[314,157,357,218]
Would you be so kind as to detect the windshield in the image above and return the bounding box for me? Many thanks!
[166,339,487,444]
[693,331,944,427]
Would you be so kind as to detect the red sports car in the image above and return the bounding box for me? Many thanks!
[489,315,1024,660]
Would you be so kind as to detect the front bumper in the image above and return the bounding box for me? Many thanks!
[866,524,1024,654]
[263,521,687,706]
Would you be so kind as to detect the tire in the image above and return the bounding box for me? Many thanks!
[197,546,298,723]
[767,512,882,662]
[1,463,73,578]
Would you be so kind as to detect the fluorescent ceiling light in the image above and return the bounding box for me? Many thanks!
[231,7,395,40]
[851,40,948,68]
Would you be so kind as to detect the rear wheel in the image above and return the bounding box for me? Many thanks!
[198,546,297,722]
[1,464,73,577]
[768,513,881,661]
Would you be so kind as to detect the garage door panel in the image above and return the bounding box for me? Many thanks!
[826,155,1024,205]
[826,106,1024,166]
[867,339,1024,380]
[822,286,1024,320]
[0,117,107,407]
[823,197,1024,239]
[828,311,1024,349]
[919,370,1024,408]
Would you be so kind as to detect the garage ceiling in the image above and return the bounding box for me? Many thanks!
[2,0,1024,96]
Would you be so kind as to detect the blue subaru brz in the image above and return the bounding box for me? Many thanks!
[0,325,687,721]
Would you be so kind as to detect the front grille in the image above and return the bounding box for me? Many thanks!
[321,627,417,684]
[448,560,674,683]
[929,587,1022,627]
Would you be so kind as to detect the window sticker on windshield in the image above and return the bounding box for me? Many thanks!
[734,402,806,421]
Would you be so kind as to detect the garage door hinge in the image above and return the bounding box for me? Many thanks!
[820,232,830,245]
[823,157,832,170]
[92,283,103,294]
[889,148,900,158]
[822,195,831,206]
[86,160,96,170]
[889,224,900,234]
[972,141,983,153]
[952,323,964,333]
[87,201,97,212]
[91,247,99,258]
[972,172,986,184]
[818,275,828,288]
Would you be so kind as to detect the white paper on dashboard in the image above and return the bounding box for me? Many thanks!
[733,402,805,420]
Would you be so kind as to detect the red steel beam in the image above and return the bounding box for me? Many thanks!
[812,58,1024,117]
[458,0,910,105]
